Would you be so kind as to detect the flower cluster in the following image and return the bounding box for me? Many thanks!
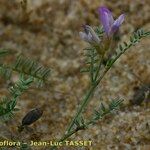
[79,6,125,56]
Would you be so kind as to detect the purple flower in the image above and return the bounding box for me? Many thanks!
[79,25,100,44]
[98,7,125,36]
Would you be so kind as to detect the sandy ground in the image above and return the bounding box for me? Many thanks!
[0,0,150,150]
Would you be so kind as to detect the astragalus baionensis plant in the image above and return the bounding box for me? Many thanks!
[0,3,149,150]
[50,6,150,150]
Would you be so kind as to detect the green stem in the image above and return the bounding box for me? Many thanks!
[90,48,95,83]
[66,65,110,133]
[66,85,96,133]
[50,127,81,150]
[94,55,103,81]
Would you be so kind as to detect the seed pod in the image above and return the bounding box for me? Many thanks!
[22,107,43,126]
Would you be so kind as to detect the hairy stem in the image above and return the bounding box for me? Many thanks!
[94,55,103,81]
[66,84,96,134]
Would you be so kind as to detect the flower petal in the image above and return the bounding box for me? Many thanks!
[84,25,100,43]
[79,31,91,42]
[98,7,114,35]
[111,14,125,33]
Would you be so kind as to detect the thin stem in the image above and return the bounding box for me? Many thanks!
[90,51,94,83]
[50,127,85,150]
[66,85,96,133]
[94,55,103,81]
[89,48,95,83]
[66,65,110,133]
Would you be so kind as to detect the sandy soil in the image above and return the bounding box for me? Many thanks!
[0,0,150,150]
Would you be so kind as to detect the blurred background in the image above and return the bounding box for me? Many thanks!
[0,0,149,149]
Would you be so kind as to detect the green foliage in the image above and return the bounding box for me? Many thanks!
[94,26,104,38]
[80,26,105,83]
[92,98,123,123]
[9,74,34,98]
[0,48,51,122]
[106,29,150,67]
[0,64,12,80]
[0,55,50,86]
[0,49,16,80]
[13,56,50,85]
[0,75,33,121]
[80,47,102,83]
[74,115,86,130]
[0,49,15,57]
[71,98,123,131]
